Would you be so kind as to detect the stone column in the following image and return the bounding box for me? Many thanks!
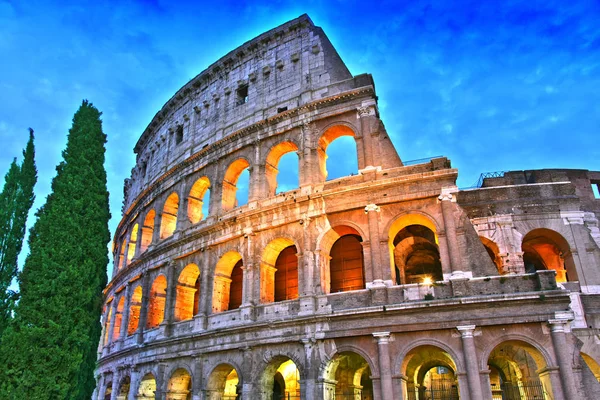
[439,187,463,278]
[300,338,317,399]
[192,357,203,400]
[150,211,162,247]
[357,103,380,171]
[373,332,394,400]
[299,120,320,186]
[163,262,177,336]
[457,325,483,400]
[118,284,131,344]
[134,216,144,259]
[136,272,151,344]
[154,363,166,400]
[106,300,118,349]
[195,249,212,329]
[110,370,119,400]
[365,204,390,287]
[128,367,140,400]
[549,316,578,400]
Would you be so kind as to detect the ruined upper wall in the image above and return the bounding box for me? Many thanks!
[125,15,357,208]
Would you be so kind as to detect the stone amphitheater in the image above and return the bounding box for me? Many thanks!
[95,14,600,400]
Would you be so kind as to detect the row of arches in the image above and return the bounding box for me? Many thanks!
[116,126,361,272]
[102,337,596,399]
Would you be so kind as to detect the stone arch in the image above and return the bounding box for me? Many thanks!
[479,334,554,372]
[117,375,130,400]
[147,275,167,328]
[265,141,300,195]
[127,284,143,335]
[480,236,503,274]
[103,300,113,346]
[161,192,180,239]
[206,363,241,400]
[118,240,126,271]
[394,339,464,376]
[137,372,157,399]
[322,349,375,400]
[522,228,576,282]
[174,263,201,321]
[317,123,359,181]
[258,354,303,400]
[187,176,211,224]
[260,237,299,303]
[140,209,155,253]
[166,367,193,400]
[111,296,126,342]
[387,212,442,285]
[127,223,139,264]
[222,158,251,212]
[581,352,600,383]
[212,251,244,313]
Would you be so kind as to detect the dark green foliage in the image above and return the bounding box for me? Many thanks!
[0,102,110,400]
[0,130,37,335]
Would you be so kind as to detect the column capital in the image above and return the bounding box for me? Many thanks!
[438,186,459,202]
[364,203,380,213]
[457,325,477,337]
[372,331,391,343]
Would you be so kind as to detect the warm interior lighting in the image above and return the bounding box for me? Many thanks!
[422,277,433,285]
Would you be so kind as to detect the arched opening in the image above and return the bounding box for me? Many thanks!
[167,368,192,400]
[127,285,142,336]
[222,159,250,211]
[160,193,179,239]
[402,345,460,400]
[137,373,157,399]
[259,356,300,400]
[480,236,503,274]
[111,296,125,342]
[147,275,167,329]
[487,340,554,399]
[581,353,600,383]
[127,224,139,264]
[260,238,298,303]
[212,252,243,313]
[318,125,359,181]
[324,225,365,293]
[323,351,373,399]
[388,214,441,285]
[522,228,576,283]
[118,241,126,270]
[104,382,112,400]
[103,302,113,346]
[140,209,155,253]
[206,364,239,399]
[175,264,201,321]
[117,376,130,400]
[265,141,299,195]
[188,177,211,224]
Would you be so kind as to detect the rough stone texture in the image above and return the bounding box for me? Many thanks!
[96,14,600,400]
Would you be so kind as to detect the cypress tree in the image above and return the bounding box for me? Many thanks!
[0,101,110,400]
[0,130,37,335]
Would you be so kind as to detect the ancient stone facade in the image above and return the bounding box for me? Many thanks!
[95,14,600,400]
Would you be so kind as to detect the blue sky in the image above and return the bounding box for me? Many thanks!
[1,0,599,276]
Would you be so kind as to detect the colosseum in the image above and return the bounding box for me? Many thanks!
[95,14,600,400]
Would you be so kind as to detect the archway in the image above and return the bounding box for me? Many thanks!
[522,228,576,283]
[188,176,211,224]
[259,356,301,400]
[104,382,112,400]
[161,193,179,239]
[318,125,358,181]
[127,223,139,264]
[388,214,441,285]
[266,141,299,195]
[147,275,167,328]
[111,296,125,342]
[117,376,130,400]
[103,302,113,346]
[319,225,366,294]
[127,285,142,335]
[118,241,126,270]
[222,159,250,211]
[212,252,243,313]
[140,209,155,253]
[323,351,373,399]
[206,364,239,400]
[137,373,157,399]
[480,236,503,274]
[167,368,192,400]
[260,238,298,303]
[581,353,600,383]
[175,264,201,321]
[402,345,460,400]
[486,340,553,400]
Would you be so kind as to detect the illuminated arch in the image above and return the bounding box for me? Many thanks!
[127,285,142,336]
[187,176,211,224]
[140,209,155,253]
[136,373,157,399]
[146,275,167,328]
[317,124,358,181]
[260,237,298,303]
[103,301,113,346]
[212,251,243,313]
[522,228,576,282]
[160,193,179,239]
[401,344,460,400]
[174,263,201,321]
[322,351,373,400]
[167,368,192,400]
[118,241,126,270]
[126,224,139,264]
[111,296,125,342]
[318,225,366,294]
[206,364,240,399]
[265,141,299,195]
[222,158,250,212]
[259,355,302,400]
[117,376,130,400]
[480,236,503,274]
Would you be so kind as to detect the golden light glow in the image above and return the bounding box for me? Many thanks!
[422,277,433,285]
